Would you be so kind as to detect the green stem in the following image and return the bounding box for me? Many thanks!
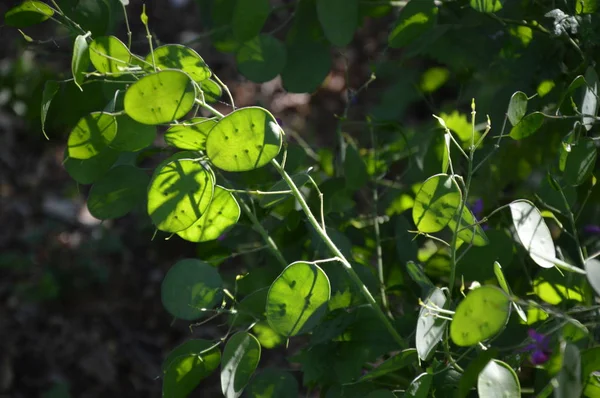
[270,159,406,348]
[557,184,586,266]
[121,3,132,49]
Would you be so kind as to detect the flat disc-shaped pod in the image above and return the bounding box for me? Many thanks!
[236,34,287,83]
[87,166,149,219]
[63,146,118,185]
[416,287,447,361]
[266,261,330,337]
[448,205,489,246]
[206,107,282,172]
[89,36,132,75]
[163,339,221,398]
[200,79,222,103]
[450,286,510,346]
[124,70,196,125]
[177,186,240,243]
[5,1,54,27]
[110,115,156,152]
[221,332,261,398]
[147,159,214,233]
[509,200,556,268]
[148,44,211,83]
[477,360,521,398]
[161,259,223,320]
[412,174,461,233]
[67,112,117,160]
[164,117,217,151]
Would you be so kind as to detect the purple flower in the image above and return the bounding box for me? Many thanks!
[469,198,488,230]
[584,225,600,234]
[217,233,227,242]
[275,117,283,127]
[523,329,551,365]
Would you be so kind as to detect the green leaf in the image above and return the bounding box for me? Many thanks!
[87,166,149,219]
[259,173,309,208]
[161,259,223,320]
[4,1,54,27]
[509,112,544,140]
[477,360,520,397]
[457,348,499,398]
[448,205,489,246]
[109,115,156,152]
[201,79,223,103]
[470,0,503,13]
[164,117,217,151]
[344,142,369,191]
[406,373,433,398]
[406,261,434,297]
[163,339,221,398]
[67,112,117,160]
[509,200,556,268]
[63,146,119,185]
[555,342,582,398]
[147,159,214,233]
[316,0,359,47]
[221,332,261,398]
[388,0,437,48]
[563,138,597,186]
[232,0,271,42]
[236,34,287,83]
[246,368,299,398]
[72,33,91,91]
[450,286,510,346]
[576,0,599,13]
[41,80,59,140]
[266,261,330,337]
[205,107,282,172]
[89,36,132,75]
[582,67,599,131]
[416,288,447,361]
[124,70,196,125]
[493,262,527,323]
[412,174,461,233]
[177,186,240,242]
[581,347,600,379]
[360,349,418,382]
[148,44,211,83]
[584,258,600,297]
[281,0,331,93]
[507,91,528,126]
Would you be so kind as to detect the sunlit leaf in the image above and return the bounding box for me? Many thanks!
[221,332,261,398]
[63,146,119,185]
[206,107,282,172]
[72,33,90,91]
[266,261,330,336]
[470,0,503,13]
[406,373,433,398]
[161,259,223,320]
[87,166,149,219]
[177,186,240,242]
[67,112,117,160]
[450,286,510,346]
[416,288,447,361]
[584,258,600,297]
[232,0,270,42]
[582,67,599,131]
[388,0,438,48]
[89,36,132,75]
[477,360,520,397]
[563,138,597,186]
[509,112,544,140]
[507,91,528,126]
[420,67,449,93]
[147,159,214,233]
[412,174,461,233]
[555,342,582,398]
[448,205,489,246]
[236,34,287,83]
[4,1,54,27]
[109,115,156,151]
[201,79,223,103]
[124,70,196,125]
[164,117,217,151]
[457,348,499,397]
[163,339,221,398]
[317,0,359,47]
[148,44,211,82]
[509,200,556,268]
[493,262,527,322]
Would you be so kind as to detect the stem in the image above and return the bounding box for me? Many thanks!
[557,184,586,266]
[270,159,406,348]
[121,3,132,49]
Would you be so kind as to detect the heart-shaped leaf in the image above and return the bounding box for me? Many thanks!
[507,91,528,126]
[149,44,211,82]
[510,200,556,268]
[89,36,132,75]
[67,112,117,160]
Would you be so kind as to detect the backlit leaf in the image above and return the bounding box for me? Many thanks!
[450,286,510,346]
[72,33,90,91]
[470,0,503,13]
[148,44,211,82]
[4,1,53,27]
[388,0,437,48]
[448,206,489,246]
[165,117,217,151]
[509,112,544,140]
[89,36,132,75]
[67,112,117,160]
[412,174,461,233]
[266,261,330,336]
